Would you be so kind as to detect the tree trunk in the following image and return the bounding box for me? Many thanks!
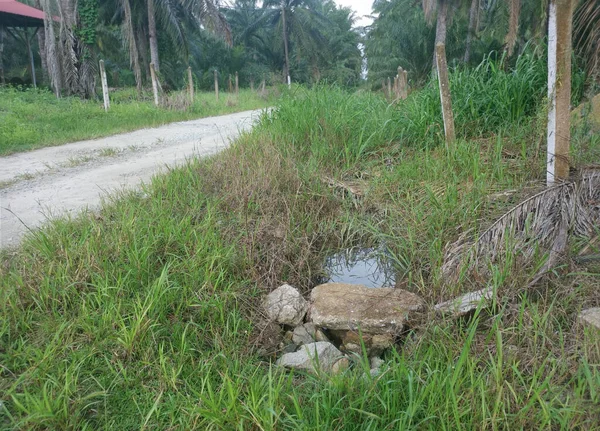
[34,0,48,84]
[0,24,4,85]
[148,0,159,73]
[505,0,521,56]
[42,0,62,97]
[463,0,478,63]
[281,2,291,87]
[432,0,448,72]
[546,0,575,185]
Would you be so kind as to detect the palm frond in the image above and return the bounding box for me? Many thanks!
[442,170,600,283]
[574,0,600,79]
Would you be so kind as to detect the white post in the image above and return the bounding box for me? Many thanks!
[150,62,159,106]
[99,59,110,111]
[436,42,456,149]
[187,66,194,104]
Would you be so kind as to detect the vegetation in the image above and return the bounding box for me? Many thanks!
[0,86,274,155]
[2,56,600,427]
[2,0,600,429]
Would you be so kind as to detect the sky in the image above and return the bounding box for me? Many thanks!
[334,0,374,27]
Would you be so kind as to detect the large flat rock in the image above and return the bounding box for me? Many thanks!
[308,283,424,334]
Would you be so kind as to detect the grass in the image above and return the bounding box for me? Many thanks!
[0,86,276,156]
[1,65,600,429]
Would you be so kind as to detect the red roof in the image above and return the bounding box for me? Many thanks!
[0,0,47,27]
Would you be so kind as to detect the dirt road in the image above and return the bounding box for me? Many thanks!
[0,109,264,248]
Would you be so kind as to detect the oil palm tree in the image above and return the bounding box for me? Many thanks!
[116,0,230,88]
[261,0,327,85]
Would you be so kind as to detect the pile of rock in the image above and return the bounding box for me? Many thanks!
[264,282,427,375]
[263,280,600,376]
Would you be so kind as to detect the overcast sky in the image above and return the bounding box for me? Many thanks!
[334,0,374,27]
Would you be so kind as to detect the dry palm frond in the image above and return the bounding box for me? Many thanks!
[120,0,142,94]
[504,0,521,56]
[442,171,600,283]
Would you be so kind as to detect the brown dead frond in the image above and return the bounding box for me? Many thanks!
[442,169,600,283]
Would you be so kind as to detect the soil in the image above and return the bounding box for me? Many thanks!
[0,109,263,248]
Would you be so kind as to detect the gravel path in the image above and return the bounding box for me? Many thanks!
[0,109,263,248]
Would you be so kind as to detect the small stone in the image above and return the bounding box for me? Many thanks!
[281,343,298,354]
[276,342,344,373]
[315,329,330,342]
[293,324,316,345]
[344,343,362,354]
[434,287,493,317]
[578,308,600,331]
[370,356,385,370]
[332,357,350,374]
[370,334,394,357]
[264,284,309,326]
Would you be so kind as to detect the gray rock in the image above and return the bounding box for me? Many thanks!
[264,284,308,326]
[315,329,329,342]
[276,342,344,373]
[332,357,350,374]
[370,334,394,356]
[434,287,493,317]
[578,308,600,331]
[293,323,316,345]
[344,343,362,354]
[309,283,424,334]
[370,356,384,370]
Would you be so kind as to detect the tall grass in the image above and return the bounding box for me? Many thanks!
[265,52,549,169]
[1,66,599,428]
[0,87,275,155]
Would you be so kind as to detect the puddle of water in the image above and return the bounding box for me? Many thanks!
[323,248,396,288]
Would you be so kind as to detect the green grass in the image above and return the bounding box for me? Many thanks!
[1,75,600,429]
[0,86,276,155]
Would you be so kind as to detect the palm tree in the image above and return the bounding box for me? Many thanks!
[115,0,230,88]
[261,0,327,86]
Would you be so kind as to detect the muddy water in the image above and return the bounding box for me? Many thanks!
[323,248,396,288]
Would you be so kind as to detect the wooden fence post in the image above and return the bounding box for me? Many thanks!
[150,62,159,106]
[397,66,408,100]
[99,59,110,112]
[187,66,194,104]
[250,79,254,92]
[387,77,392,101]
[235,71,239,96]
[214,70,219,101]
[228,74,233,93]
[546,0,575,185]
[260,79,266,93]
[435,43,455,148]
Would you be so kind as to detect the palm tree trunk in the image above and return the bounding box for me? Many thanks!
[546,0,575,185]
[463,0,478,63]
[281,1,291,86]
[432,0,448,71]
[0,24,5,85]
[34,0,48,84]
[148,0,160,72]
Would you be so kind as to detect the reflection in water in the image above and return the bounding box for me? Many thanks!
[323,248,396,288]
